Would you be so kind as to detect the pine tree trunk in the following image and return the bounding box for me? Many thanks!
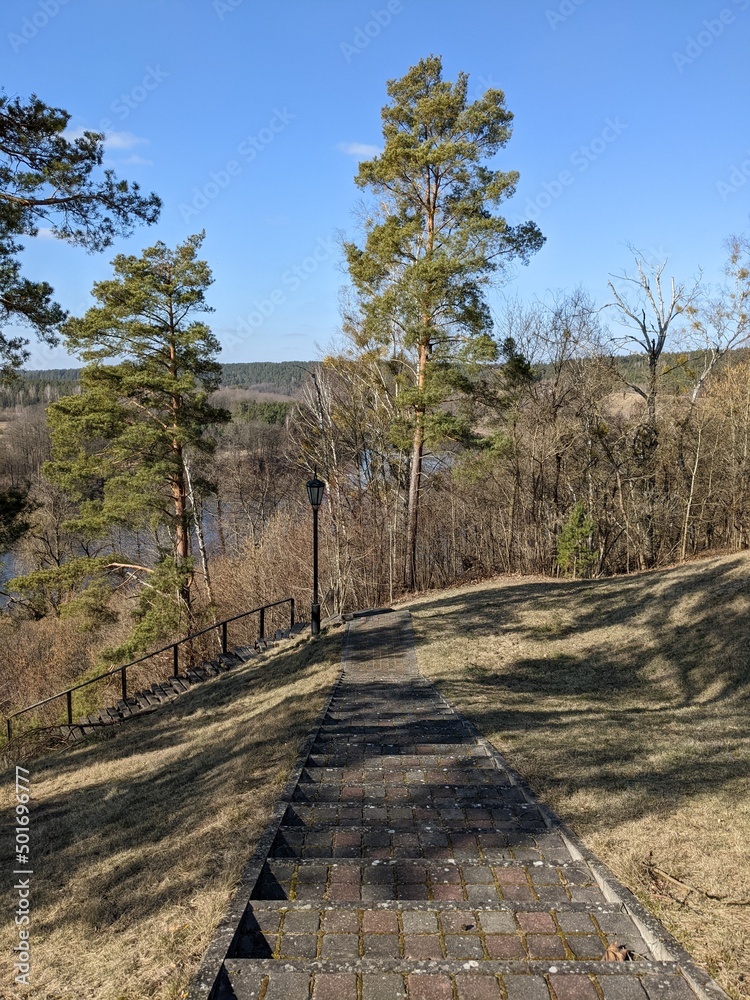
[404,338,429,591]
[404,414,425,591]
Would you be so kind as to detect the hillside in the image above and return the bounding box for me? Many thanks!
[0,630,342,1000]
[1,556,748,998]
[404,551,750,1000]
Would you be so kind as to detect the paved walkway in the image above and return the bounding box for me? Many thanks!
[206,611,725,1000]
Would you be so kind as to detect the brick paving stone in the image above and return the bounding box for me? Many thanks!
[548,974,599,1000]
[484,934,526,959]
[556,912,596,934]
[432,884,465,900]
[526,933,567,959]
[320,934,360,959]
[494,867,530,884]
[478,910,517,933]
[641,977,697,1000]
[362,973,407,999]
[569,887,605,904]
[568,933,606,958]
[517,912,556,933]
[406,973,453,1000]
[401,910,439,933]
[440,910,477,932]
[282,910,320,934]
[444,933,486,958]
[454,973,503,999]
[598,979,648,1000]
[504,976,551,1000]
[327,883,360,901]
[313,973,357,1000]
[264,972,311,1000]
[398,883,430,900]
[536,886,572,904]
[363,933,400,958]
[403,933,444,960]
[361,884,393,901]
[255,911,283,934]
[466,884,498,902]
[279,934,318,959]
[362,910,399,934]
[322,911,359,933]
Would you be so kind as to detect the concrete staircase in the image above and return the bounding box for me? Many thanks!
[190,611,728,1000]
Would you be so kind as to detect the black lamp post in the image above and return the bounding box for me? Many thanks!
[306,470,325,635]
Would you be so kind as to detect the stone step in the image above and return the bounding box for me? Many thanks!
[229,899,653,961]
[269,825,579,865]
[221,958,697,1000]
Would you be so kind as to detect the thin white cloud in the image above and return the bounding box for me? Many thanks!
[34,227,55,240]
[337,141,380,158]
[121,154,154,166]
[63,127,148,151]
[105,130,148,150]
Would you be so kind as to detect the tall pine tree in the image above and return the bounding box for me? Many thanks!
[344,56,544,589]
[41,232,228,642]
[0,91,160,378]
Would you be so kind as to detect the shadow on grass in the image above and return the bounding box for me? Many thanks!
[405,554,750,827]
[0,630,342,943]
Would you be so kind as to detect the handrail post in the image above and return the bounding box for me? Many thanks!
[8,598,297,736]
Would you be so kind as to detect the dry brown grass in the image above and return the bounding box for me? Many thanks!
[0,628,342,1000]
[405,553,750,1000]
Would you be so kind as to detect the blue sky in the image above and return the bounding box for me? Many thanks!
[4,0,750,368]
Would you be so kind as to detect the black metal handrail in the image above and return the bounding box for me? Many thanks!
[5,597,295,741]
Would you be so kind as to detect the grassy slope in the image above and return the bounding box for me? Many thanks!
[405,553,750,1000]
[0,629,342,1000]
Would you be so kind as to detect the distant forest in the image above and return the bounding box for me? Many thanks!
[0,360,317,408]
[2,352,746,411]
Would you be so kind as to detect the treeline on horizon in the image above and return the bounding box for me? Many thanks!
[2,351,743,410]
[0,360,317,408]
